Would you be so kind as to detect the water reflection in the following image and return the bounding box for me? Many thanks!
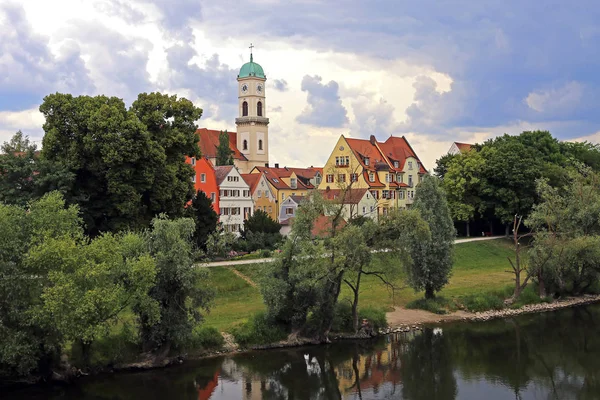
[6,304,600,399]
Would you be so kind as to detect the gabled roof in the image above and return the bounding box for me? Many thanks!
[214,165,234,185]
[241,173,260,193]
[196,128,247,161]
[289,195,306,204]
[253,166,315,191]
[319,188,369,204]
[344,134,427,174]
[454,142,474,152]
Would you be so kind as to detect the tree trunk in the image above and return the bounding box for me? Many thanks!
[425,284,435,299]
[538,268,546,298]
[505,224,510,237]
[352,273,362,334]
[79,339,92,368]
[466,221,470,237]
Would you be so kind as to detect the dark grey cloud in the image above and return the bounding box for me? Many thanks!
[199,0,600,139]
[0,3,94,110]
[273,79,288,92]
[166,44,238,121]
[296,75,348,128]
[62,20,152,102]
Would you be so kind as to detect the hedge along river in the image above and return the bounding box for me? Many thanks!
[7,303,600,400]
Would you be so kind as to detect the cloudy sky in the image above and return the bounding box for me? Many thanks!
[2,0,600,169]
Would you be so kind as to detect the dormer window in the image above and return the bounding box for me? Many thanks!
[393,161,399,168]
[364,157,370,166]
[369,172,375,182]
[290,178,297,189]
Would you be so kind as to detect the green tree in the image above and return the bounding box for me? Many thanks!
[39,92,201,236]
[136,215,213,353]
[0,192,82,377]
[241,209,283,252]
[433,153,457,180]
[216,130,234,166]
[443,150,484,237]
[0,131,38,207]
[409,176,455,299]
[561,141,600,171]
[186,190,219,250]
[32,232,158,365]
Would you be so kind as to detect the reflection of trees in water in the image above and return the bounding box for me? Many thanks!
[400,329,457,400]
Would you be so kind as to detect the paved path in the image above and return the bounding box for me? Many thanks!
[196,235,506,268]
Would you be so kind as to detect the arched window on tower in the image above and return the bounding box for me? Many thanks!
[257,101,263,117]
[258,139,263,151]
[243,139,248,151]
[242,101,248,116]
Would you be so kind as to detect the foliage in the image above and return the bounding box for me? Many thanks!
[186,190,219,250]
[0,131,39,207]
[205,228,237,259]
[238,210,283,252]
[190,326,224,350]
[216,130,234,166]
[443,150,484,235]
[39,92,201,236]
[561,141,600,171]
[33,232,158,364]
[433,153,457,180]
[230,312,287,347]
[409,175,456,299]
[0,192,82,377]
[331,302,387,333]
[136,215,213,351]
[527,170,600,296]
[406,297,450,314]
[458,292,506,312]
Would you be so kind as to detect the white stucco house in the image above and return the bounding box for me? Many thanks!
[215,165,254,235]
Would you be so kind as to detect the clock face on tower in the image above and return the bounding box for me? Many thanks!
[241,83,248,93]
[256,84,263,94]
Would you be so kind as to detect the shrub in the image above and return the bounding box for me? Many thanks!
[72,325,140,367]
[510,286,552,309]
[459,293,505,312]
[331,303,387,333]
[359,307,387,332]
[230,312,287,347]
[260,249,272,258]
[191,326,224,350]
[406,297,449,314]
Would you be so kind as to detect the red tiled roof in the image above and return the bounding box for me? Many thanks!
[319,188,369,204]
[253,166,315,190]
[345,137,385,171]
[241,173,260,193]
[455,142,474,152]
[214,165,234,185]
[345,135,426,174]
[379,136,427,173]
[311,214,347,238]
[196,128,247,161]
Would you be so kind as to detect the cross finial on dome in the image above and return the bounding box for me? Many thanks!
[249,43,254,62]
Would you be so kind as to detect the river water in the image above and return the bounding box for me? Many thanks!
[7,304,600,399]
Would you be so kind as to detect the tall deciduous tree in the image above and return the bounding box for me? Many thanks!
[433,153,457,180]
[137,215,213,353]
[216,130,234,166]
[408,176,455,299]
[39,92,201,236]
[443,150,484,237]
[0,131,38,207]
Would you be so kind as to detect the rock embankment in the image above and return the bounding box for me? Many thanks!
[385,294,600,333]
[468,294,600,322]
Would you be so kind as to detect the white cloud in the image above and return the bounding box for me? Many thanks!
[525,81,584,114]
[0,108,45,144]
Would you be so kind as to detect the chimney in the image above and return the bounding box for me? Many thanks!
[274,163,279,168]
[264,163,269,167]
[369,135,377,145]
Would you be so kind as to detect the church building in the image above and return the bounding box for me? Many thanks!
[191,50,269,174]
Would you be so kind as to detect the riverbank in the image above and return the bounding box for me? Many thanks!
[384,293,600,332]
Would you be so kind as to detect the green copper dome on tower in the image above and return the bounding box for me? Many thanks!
[238,53,265,79]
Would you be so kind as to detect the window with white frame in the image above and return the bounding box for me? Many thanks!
[393,161,398,168]
[408,161,413,170]
[369,173,375,182]
[326,174,334,183]
[257,190,262,197]
[364,157,370,166]
[191,158,196,166]
[286,207,294,215]
[350,173,358,182]
[211,192,216,202]
[201,173,206,183]
[192,174,196,183]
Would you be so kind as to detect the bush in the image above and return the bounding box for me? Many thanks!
[191,326,224,350]
[459,293,505,312]
[331,302,387,333]
[406,297,449,314]
[72,325,140,367]
[230,312,287,347]
[510,286,552,309]
[359,307,387,332]
[260,249,272,258]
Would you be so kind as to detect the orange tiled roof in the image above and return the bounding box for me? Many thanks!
[345,135,426,174]
[319,188,369,204]
[196,128,247,161]
[241,173,261,193]
[455,142,474,152]
[253,166,315,190]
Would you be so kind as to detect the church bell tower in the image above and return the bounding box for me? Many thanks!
[236,44,269,173]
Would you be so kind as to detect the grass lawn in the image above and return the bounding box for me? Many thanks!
[203,238,517,331]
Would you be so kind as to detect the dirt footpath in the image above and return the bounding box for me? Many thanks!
[386,307,474,326]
